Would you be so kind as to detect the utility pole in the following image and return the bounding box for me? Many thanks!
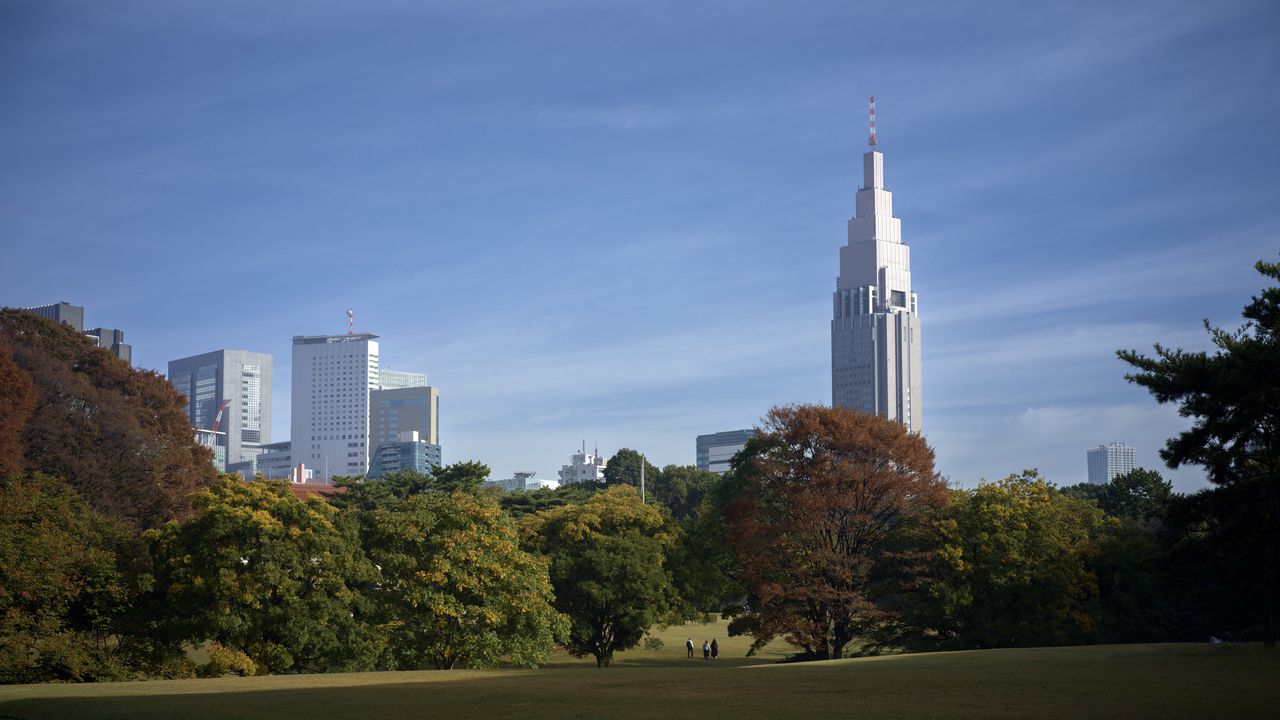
[640,453,646,503]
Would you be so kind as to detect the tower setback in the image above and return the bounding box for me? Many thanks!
[831,98,923,432]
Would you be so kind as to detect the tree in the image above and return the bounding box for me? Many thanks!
[897,471,1105,650]
[499,483,600,519]
[147,479,376,674]
[720,405,946,659]
[603,448,659,490]
[361,491,565,669]
[0,474,134,682]
[0,309,216,528]
[521,485,677,667]
[1097,468,1173,527]
[331,462,491,512]
[1118,258,1280,646]
[0,336,36,475]
[653,465,720,522]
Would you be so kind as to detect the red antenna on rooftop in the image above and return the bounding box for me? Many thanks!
[868,96,877,148]
[346,308,354,335]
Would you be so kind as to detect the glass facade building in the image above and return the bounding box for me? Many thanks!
[169,349,273,470]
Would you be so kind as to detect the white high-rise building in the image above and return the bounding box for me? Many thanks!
[559,445,606,485]
[831,98,922,432]
[291,333,380,479]
[1087,442,1136,485]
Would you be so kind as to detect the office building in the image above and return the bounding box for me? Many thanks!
[831,98,923,432]
[378,369,427,390]
[1087,442,1136,485]
[23,301,132,364]
[249,441,296,480]
[367,430,442,479]
[194,429,227,472]
[169,349,273,468]
[24,301,84,331]
[696,429,756,475]
[87,327,132,364]
[559,445,607,485]
[292,333,379,479]
[371,385,439,450]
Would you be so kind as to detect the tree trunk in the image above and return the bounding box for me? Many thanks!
[1266,586,1275,649]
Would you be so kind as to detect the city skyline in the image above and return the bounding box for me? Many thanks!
[3,2,1277,492]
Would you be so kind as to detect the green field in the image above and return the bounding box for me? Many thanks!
[2,621,1277,719]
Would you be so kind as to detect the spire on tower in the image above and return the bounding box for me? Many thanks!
[868,96,877,147]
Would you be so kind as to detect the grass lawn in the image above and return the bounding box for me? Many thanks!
[2,620,1277,719]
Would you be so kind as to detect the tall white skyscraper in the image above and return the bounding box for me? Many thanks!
[291,333,380,479]
[1087,442,1136,485]
[831,98,922,432]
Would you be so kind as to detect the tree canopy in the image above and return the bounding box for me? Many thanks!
[147,479,376,674]
[360,490,565,670]
[720,405,946,659]
[603,448,660,491]
[0,309,215,528]
[521,485,677,667]
[1119,257,1280,646]
[0,474,134,682]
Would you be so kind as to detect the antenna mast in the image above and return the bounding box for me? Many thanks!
[346,308,354,336]
[868,96,877,148]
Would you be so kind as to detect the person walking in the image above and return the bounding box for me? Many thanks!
[711,638,719,660]
[702,640,710,661]
[686,638,694,659]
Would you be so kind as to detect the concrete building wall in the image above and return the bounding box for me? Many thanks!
[371,385,439,448]
[1087,442,1136,484]
[291,334,379,479]
[832,138,923,434]
[169,349,273,467]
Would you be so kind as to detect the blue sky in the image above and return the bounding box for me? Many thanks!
[2,1,1277,492]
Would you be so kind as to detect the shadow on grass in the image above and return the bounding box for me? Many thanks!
[2,644,1276,720]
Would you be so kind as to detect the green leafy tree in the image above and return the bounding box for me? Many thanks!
[0,309,216,528]
[0,474,135,682]
[720,405,946,659]
[499,483,601,519]
[1119,258,1280,646]
[653,465,719,522]
[603,448,659,490]
[522,485,677,667]
[903,471,1105,650]
[147,479,377,674]
[1098,468,1173,527]
[333,462,492,512]
[361,491,565,669]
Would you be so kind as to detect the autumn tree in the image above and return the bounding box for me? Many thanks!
[0,335,36,474]
[147,479,376,674]
[521,485,677,667]
[0,309,215,528]
[720,405,946,659]
[1119,258,1280,646]
[361,491,565,669]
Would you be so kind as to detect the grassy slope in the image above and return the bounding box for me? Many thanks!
[2,621,1277,720]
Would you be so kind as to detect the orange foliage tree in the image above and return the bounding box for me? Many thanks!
[721,405,946,659]
[0,309,215,528]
